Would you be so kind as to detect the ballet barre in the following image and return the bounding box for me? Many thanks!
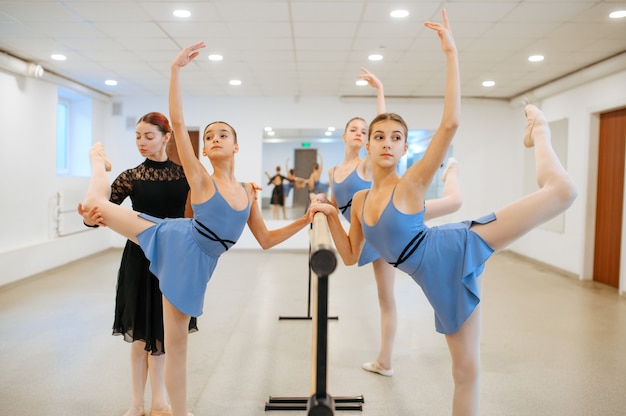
[278,216,338,320]
[266,213,364,414]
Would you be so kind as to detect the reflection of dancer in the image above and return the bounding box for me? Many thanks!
[306,152,326,195]
[265,166,288,219]
[78,41,313,416]
[81,112,197,416]
[283,158,307,201]
[328,69,462,377]
[312,10,577,415]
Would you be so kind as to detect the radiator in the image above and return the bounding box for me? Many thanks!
[55,190,94,237]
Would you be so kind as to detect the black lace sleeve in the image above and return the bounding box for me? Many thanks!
[109,169,134,205]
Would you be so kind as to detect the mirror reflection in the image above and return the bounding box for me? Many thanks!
[261,128,341,220]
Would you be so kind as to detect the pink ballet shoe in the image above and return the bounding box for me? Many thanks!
[149,407,193,416]
[90,142,112,171]
[441,157,458,182]
[122,407,145,416]
[523,104,547,148]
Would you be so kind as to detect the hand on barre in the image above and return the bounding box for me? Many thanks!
[309,193,329,204]
[308,200,338,217]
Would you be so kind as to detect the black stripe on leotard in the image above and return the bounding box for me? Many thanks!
[193,220,237,251]
[388,230,426,268]
[338,199,352,215]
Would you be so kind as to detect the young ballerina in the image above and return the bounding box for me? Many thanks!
[311,9,577,415]
[265,165,288,219]
[327,68,462,377]
[78,42,313,416]
[81,112,197,416]
[305,152,326,195]
[284,158,307,200]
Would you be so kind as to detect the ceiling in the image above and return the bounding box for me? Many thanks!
[0,0,625,101]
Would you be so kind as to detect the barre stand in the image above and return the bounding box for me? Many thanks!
[278,236,338,321]
[266,213,364,414]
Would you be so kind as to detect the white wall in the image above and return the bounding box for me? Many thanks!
[2,66,626,294]
[511,70,626,294]
[0,71,111,286]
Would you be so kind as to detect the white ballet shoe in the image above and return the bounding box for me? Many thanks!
[441,157,458,182]
[90,142,112,171]
[362,361,394,377]
[523,104,547,148]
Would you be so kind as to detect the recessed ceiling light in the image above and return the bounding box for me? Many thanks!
[51,54,66,61]
[356,80,368,86]
[229,79,242,86]
[482,80,495,87]
[173,10,191,18]
[528,55,544,62]
[325,131,332,136]
[264,127,273,132]
[267,131,275,136]
[208,54,223,61]
[390,10,409,18]
[368,54,383,61]
[105,80,118,86]
[328,127,335,132]
[609,10,626,18]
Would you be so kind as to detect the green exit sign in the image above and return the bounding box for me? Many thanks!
[301,142,311,147]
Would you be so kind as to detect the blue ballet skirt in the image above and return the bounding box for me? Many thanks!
[137,183,250,317]
[331,167,379,266]
[362,189,495,334]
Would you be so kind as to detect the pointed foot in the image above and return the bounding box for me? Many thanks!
[90,142,112,171]
[442,157,458,182]
[523,104,547,148]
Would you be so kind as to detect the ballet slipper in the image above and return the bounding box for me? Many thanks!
[149,407,193,416]
[523,104,547,148]
[362,361,394,377]
[441,157,458,182]
[90,142,112,172]
[122,406,145,416]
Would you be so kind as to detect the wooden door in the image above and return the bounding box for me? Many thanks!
[167,129,199,218]
[294,148,317,209]
[593,108,626,288]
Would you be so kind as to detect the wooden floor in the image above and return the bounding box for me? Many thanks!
[1,248,626,415]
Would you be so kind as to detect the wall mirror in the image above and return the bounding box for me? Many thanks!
[261,128,343,220]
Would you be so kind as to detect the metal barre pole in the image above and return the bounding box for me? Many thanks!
[265,213,363,413]
[308,213,336,414]
[309,213,337,277]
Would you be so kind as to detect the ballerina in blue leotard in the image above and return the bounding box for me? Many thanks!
[311,9,577,416]
[327,67,463,377]
[78,41,313,416]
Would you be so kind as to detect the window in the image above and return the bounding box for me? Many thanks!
[56,88,92,177]
[56,99,70,174]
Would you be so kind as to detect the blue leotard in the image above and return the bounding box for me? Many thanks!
[314,180,329,194]
[283,181,294,197]
[331,167,379,266]
[137,179,250,317]
[362,187,495,334]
